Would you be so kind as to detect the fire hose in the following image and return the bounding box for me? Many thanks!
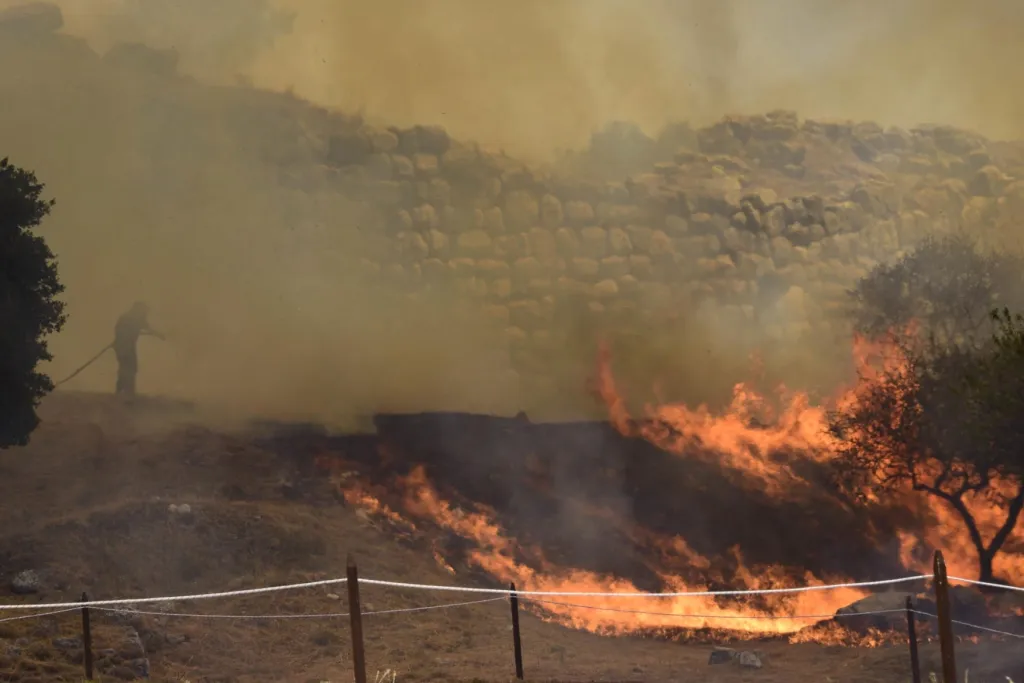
[52,342,114,388]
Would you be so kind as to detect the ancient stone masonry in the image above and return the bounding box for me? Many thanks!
[305,111,1024,382]
[7,3,1024,388]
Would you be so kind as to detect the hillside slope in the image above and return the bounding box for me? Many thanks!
[0,393,1020,682]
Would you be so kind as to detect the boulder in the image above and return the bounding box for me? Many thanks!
[326,132,373,166]
[968,165,1010,197]
[11,570,41,594]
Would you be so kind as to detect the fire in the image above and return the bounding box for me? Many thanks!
[595,334,1024,587]
[315,328,1024,644]
[392,466,866,637]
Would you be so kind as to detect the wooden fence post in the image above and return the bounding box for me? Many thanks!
[80,592,93,681]
[347,556,367,683]
[509,582,524,680]
[933,550,957,683]
[905,595,920,683]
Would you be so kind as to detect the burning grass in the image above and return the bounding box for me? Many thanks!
[312,330,1024,649]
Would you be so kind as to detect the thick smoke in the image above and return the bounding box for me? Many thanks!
[25,0,1024,157]
[3,0,1023,426]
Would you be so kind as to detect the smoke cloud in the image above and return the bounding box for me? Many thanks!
[2,0,1022,426]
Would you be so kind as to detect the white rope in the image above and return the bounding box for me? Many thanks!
[89,597,505,620]
[357,573,933,597]
[0,573,934,611]
[0,578,347,610]
[526,597,906,621]
[948,576,1024,593]
[0,608,79,623]
[910,609,1024,640]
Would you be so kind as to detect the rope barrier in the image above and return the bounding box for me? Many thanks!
[11,570,1024,611]
[356,573,933,597]
[910,609,1024,640]
[0,578,347,610]
[88,597,506,620]
[948,576,1024,593]
[0,608,79,623]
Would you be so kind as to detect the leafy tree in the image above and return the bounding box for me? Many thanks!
[0,158,65,448]
[828,309,1024,584]
[849,232,1024,349]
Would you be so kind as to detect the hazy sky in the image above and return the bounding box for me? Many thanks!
[18,0,1024,158]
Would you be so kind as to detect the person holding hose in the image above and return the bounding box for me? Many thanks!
[113,301,164,396]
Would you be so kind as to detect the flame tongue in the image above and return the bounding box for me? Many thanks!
[319,331,1024,645]
[596,335,1024,588]
[391,466,869,637]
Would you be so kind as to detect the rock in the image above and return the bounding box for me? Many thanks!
[626,225,653,252]
[397,232,429,262]
[527,227,558,263]
[608,227,633,255]
[476,259,509,278]
[850,181,899,216]
[929,125,985,156]
[554,227,580,257]
[427,178,451,207]
[762,205,787,237]
[749,140,806,168]
[738,651,763,669]
[426,230,449,259]
[599,256,630,279]
[367,128,399,153]
[414,125,451,156]
[743,189,779,213]
[391,154,414,178]
[413,153,439,175]
[570,258,600,280]
[593,279,619,299]
[326,132,373,166]
[505,191,540,231]
[11,570,41,594]
[540,194,563,228]
[708,647,736,665]
[481,207,503,234]
[51,636,81,650]
[629,255,654,279]
[365,153,393,180]
[456,230,493,257]
[969,165,1010,197]
[509,300,549,329]
[647,230,673,258]
[564,200,595,225]
[579,227,608,259]
[411,204,439,230]
[495,234,528,259]
[167,502,192,516]
[664,214,689,235]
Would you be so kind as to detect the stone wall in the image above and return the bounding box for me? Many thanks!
[286,111,1024,391]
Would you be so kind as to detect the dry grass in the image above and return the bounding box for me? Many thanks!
[0,393,1020,682]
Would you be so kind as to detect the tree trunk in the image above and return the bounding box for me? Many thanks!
[934,483,1024,586]
[977,549,996,585]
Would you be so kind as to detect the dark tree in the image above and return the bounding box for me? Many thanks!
[849,232,1024,349]
[0,158,65,448]
[829,309,1024,584]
